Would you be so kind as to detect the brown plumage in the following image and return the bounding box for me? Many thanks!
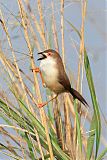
[36,49,89,107]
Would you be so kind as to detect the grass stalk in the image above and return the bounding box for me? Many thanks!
[0,1,104,159]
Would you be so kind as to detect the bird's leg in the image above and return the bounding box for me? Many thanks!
[38,95,58,108]
[31,68,46,87]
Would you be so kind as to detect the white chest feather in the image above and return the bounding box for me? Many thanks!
[40,57,58,87]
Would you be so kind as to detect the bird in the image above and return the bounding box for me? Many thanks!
[32,49,89,108]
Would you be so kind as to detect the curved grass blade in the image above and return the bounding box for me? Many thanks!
[66,20,101,158]
[19,99,70,160]
[96,147,107,160]
[74,100,82,152]
[86,114,96,160]
[25,133,35,160]
[84,49,101,159]
[0,143,22,159]
[0,97,70,159]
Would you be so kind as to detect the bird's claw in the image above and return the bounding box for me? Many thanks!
[43,83,46,88]
[31,68,40,73]
[38,102,46,108]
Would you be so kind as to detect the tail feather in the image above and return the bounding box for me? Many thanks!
[70,88,89,107]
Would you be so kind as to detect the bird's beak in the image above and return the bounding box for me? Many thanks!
[37,52,47,61]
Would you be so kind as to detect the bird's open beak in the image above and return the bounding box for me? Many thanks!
[37,52,47,61]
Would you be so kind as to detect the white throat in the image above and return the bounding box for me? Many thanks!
[40,56,56,70]
[40,57,58,88]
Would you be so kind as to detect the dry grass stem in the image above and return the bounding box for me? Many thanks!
[60,0,65,66]
[0,1,103,160]
[52,2,59,51]
[37,0,45,39]
[17,1,54,159]
[0,10,31,112]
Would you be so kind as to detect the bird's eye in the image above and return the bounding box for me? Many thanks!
[48,52,51,56]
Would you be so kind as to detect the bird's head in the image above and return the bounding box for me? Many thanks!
[37,49,58,61]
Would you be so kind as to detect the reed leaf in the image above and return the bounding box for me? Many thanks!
[67,20,101,158]
[86,114,96,160]
[74,100,82,152]
[19,99,70,160]
[96,148,107,160]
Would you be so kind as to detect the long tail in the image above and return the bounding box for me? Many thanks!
[70,88,89,107]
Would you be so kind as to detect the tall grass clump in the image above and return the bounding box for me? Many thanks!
[0,0,106,160]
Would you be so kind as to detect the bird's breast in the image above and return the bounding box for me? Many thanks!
[40,58,58,88]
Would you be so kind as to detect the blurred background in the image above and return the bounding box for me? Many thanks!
[0,0,106,159]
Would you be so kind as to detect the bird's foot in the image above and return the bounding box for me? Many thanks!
[31,68,40,73]
[43,83,46,88]
[38,102,47,108]
[31,68,46,88]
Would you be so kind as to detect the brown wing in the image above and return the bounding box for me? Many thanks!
[55,53,89,107]
[56,53,71,92]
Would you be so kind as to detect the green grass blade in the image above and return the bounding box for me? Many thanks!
[86,115,96,160]
[19,99,70,160]
[74,100,82,152]
[0,97,70,159]
[67,20,101,158]
[84,49,101,158]
[96,148,107,160]
[19,100,46,137]
[25,133,35,160]
[0,143,21,159]
[65,20,81,38]
[0,99,28,128]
